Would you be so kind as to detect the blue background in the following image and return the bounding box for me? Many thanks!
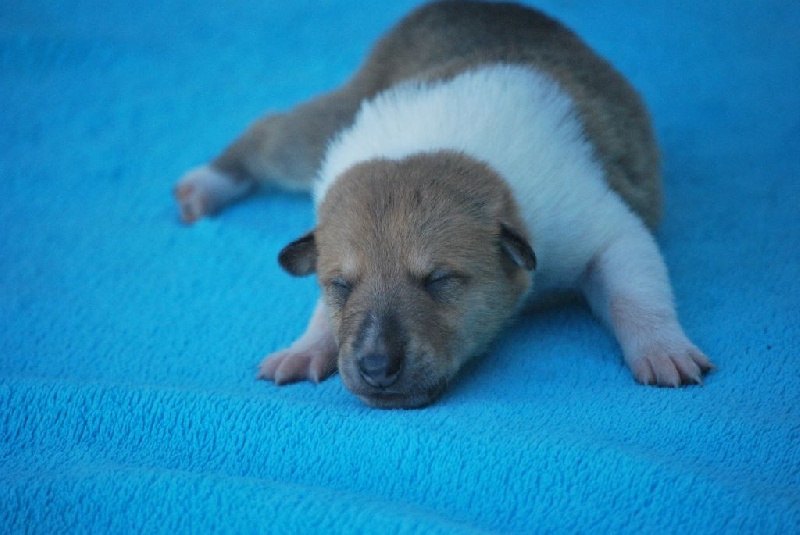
[2,1,799,532]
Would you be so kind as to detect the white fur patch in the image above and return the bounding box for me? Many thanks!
[315,64,639,293]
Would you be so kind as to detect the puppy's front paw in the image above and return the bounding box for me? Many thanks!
[259,299,338,386]
[628,339,714,387]
[173,165,252,223]
[258,346,337,385]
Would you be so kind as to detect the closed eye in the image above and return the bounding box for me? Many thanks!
[331,277,352,291]
[423,270,463,302]
[327,277,353,306]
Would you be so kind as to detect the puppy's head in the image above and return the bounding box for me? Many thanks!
[279,152,535,408]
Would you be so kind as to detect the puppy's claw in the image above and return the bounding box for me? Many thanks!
[274,352,313,385]
[630,358,655,386]
[257,353,282,381]
[630,345,714,388]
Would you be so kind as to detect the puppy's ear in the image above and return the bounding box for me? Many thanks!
[278,231,317,276]
[499,223,536,271]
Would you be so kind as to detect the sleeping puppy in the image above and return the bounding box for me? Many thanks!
[174,0,714,408]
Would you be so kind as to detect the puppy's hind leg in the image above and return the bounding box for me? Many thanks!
[175,84,366,224]
[174,113,304,224]
[258,298,338,385]
[580,216,714,387]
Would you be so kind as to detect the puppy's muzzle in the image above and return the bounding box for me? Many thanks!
[342,310,446,409]
[351,311,406,390]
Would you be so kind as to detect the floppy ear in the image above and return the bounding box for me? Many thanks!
[499,223,537,271]
[278,231,317,276]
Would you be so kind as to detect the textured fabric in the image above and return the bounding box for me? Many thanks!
[2,1,798,532]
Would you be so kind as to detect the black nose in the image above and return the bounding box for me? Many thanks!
[357,352,402,388]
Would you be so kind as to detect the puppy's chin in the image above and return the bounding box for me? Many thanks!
[339,362,449,410]
[354,381,448,410]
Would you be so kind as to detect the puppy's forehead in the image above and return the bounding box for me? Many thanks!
[318,154,503,274]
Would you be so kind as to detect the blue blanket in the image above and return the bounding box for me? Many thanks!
[2,0,798,532]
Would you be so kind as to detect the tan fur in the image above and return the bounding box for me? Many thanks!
[309,152,531,407]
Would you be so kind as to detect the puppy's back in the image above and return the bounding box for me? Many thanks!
[349,0,661,228]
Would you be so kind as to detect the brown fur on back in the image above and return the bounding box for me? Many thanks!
[214,0,661,227]
[352,1,662,228]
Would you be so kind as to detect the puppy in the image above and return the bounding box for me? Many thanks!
[175,1,713,408]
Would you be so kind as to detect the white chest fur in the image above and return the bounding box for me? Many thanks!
[315,64,639,294]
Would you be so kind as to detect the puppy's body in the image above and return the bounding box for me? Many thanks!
[317,65,632,297]
[176,1,713,408]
